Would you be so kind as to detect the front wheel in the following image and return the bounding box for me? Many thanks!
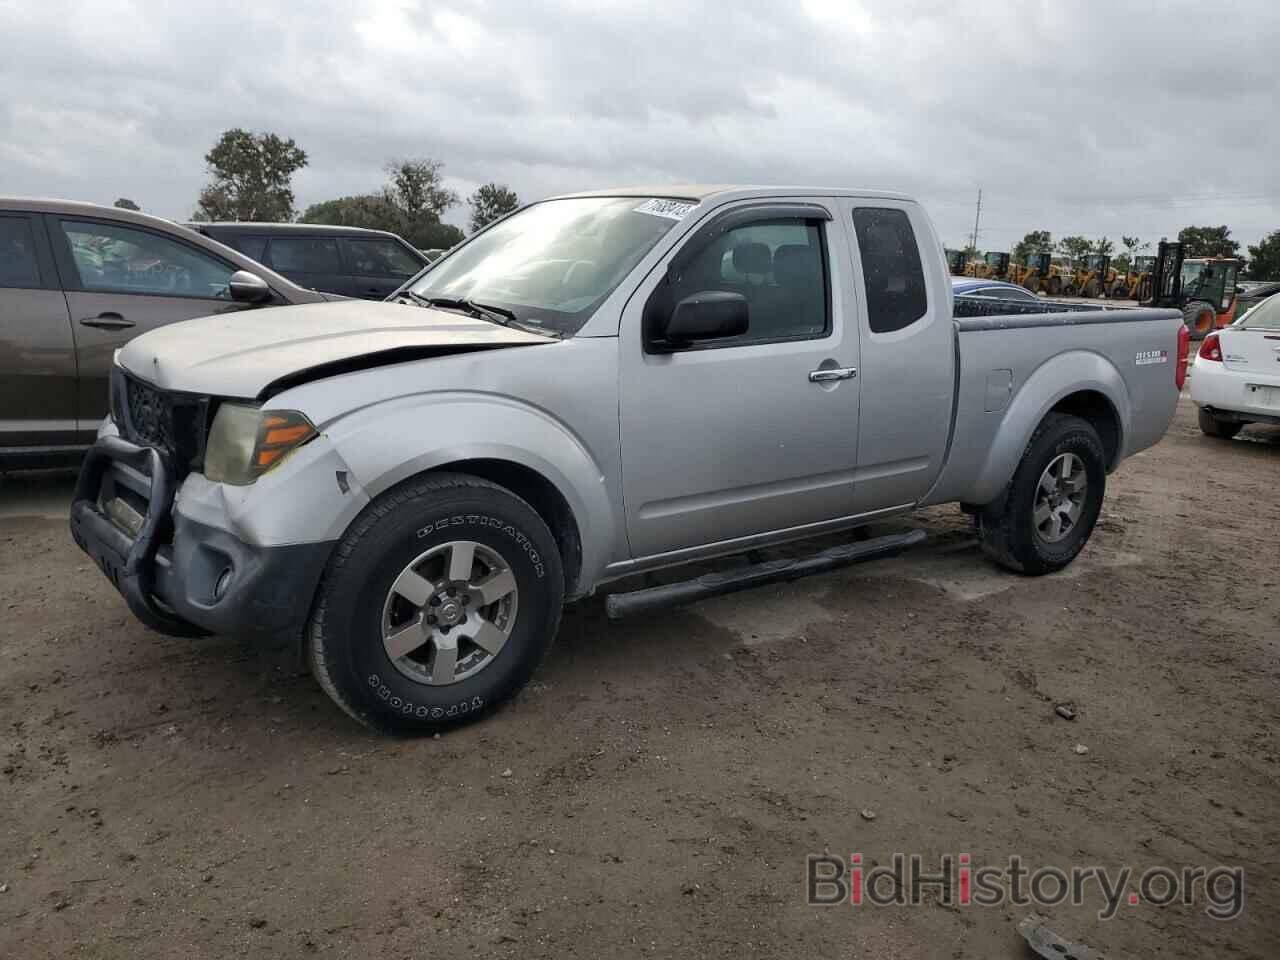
[975,413,1106,575]
[1198,409,1243,439]
[307,473,563,734]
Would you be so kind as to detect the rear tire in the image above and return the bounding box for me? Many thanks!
[1198,409,1243,439]
[975,414,1106,575]
[307,472,563,735]
[1084,279,1102,298]
[1046,276,1063,296]
[1183,301,1216,340]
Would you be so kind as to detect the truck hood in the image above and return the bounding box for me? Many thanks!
[116,300,555,399]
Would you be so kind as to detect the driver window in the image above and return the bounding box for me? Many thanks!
[669,218,829,344]
[60,220,234,299]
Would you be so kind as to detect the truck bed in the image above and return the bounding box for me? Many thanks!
[923,295,1184,508]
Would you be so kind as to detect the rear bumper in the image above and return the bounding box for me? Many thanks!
[70,437,333,640]
[1190,360,1280,420]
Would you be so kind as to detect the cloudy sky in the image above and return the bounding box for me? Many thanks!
[3,0,1277,253]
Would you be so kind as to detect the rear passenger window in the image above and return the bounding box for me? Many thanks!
[670,219,828,343]
[230,235,269,262]
[852,207,928,333]
[346,238,422,277]
[0,216,41,288]
[268,237,340,274]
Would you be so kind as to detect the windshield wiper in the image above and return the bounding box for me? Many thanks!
[419,296,560,338]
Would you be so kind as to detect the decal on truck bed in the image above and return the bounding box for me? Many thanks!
[1135,349,1169,366]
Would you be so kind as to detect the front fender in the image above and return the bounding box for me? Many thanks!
[966,350,1130,505]
[324,392,618,589]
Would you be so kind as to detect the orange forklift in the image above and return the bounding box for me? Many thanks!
[1145,242,1242,340]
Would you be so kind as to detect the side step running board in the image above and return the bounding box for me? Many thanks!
[605,528,927,620]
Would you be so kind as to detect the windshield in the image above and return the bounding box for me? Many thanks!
[1238,294,1280,329]
[1180,261,1207,295]
[409,196,691,336]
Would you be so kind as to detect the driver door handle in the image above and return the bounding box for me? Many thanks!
[809,366,857,383]
[80,312,135,330]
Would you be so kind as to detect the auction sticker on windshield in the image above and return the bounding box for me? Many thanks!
[634,198,698,220]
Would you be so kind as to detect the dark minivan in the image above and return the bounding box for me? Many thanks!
[191,223,429,300]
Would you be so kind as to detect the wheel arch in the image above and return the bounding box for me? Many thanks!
[422,458,585,598]
[966,351,1130,506]
[1047,389,1122,468]
[322,396,619,599]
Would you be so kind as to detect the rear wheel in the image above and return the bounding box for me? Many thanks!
[1084,278,1102,298]
[1062,281,1079,297]
[1046,276,1063,296]
[1198,409,1243,439]
[1107,280,1127,299]
[1183,301,1216,340]
[307,473,563,734]
[976,414,1106,575]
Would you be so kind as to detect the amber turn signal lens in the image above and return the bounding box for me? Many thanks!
[252,410,316,475]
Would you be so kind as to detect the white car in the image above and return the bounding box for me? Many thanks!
[1191,294,1280,437]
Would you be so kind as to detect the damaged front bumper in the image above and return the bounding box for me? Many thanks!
[70,436,334,641]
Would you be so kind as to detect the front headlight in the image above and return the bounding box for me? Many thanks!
[204,403,317,485]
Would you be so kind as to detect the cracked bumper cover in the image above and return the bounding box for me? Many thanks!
[70,436,338,640]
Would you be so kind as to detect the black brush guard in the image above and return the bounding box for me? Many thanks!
[69,436,207,637]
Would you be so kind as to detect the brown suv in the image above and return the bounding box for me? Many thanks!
[0,198,332,468]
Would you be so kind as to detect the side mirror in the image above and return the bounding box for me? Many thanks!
[655,291,748,349]
[228,270,272,304]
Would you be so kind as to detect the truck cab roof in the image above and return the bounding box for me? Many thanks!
[551,185,914,204]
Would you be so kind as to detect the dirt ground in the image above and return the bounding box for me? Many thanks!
[1,397,1277,959]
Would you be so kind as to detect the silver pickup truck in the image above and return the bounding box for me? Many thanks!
[70,186,1188,733]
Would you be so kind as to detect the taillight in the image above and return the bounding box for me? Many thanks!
[1175,324,1190,390]
[1198,332,1223,363]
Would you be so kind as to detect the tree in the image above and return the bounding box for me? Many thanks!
[301,159,464,250]
[468,183,519,233]
[1245,230,1280,280]
[380,159,462,249]
[1093,236,1114,258]
[1177,225,1240,259]
[300,193,401,231]
[1012,230,1053,264]
[1115,235,1149,273]
[194,128,308,222]
[113,197,140,211]
[1057,235,1092,266]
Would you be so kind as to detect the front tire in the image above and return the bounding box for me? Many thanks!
[976,414,1106,575]
[307,473,563,734]
[1198,409,1243,439]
